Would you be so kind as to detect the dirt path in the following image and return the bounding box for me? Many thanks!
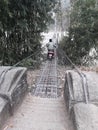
[2,94,74,130]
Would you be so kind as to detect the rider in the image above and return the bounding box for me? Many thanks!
[46,39,56,58]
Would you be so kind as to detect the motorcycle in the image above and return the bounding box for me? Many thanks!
[47,50,54,60]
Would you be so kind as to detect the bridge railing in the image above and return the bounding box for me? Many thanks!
[57,46,89,104]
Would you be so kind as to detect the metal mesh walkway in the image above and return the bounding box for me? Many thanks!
[32,58,61,98]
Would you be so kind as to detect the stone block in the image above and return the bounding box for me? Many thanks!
[0,98,9,129]
[0,67,28,129]
[64,70,98,111]
[72,103,98,130]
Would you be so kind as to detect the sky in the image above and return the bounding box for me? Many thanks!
[41,0,71,49]
[61,0,70,9]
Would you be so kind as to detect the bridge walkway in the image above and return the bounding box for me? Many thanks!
[2,58,74,130]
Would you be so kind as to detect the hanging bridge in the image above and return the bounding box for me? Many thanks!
[0,48,98,130]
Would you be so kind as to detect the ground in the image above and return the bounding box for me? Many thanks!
[2,64,75,130]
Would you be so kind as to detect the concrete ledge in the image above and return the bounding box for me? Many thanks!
[64,70,98,130]
[72,103,98,130]
[0,98,9,129]
[64,70,98,111]
[0,67,28,129]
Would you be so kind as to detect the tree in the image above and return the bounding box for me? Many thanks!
[0,0,56,65]
[59,0,98,65]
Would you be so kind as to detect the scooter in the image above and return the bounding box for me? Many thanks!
[47,50,54,60]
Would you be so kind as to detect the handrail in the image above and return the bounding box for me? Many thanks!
[58,46,89,104]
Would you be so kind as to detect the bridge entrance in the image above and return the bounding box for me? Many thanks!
[2,58,74,130]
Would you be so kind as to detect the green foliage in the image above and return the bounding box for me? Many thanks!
[60,0,98,65]
[0,0,56,66]
[19,58,40,69]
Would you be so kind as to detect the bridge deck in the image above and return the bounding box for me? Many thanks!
[2,59,74,130]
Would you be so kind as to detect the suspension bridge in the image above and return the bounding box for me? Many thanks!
[0,47,98,130]
[2,52,75,130]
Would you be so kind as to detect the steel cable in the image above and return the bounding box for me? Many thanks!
[57,46,89,103]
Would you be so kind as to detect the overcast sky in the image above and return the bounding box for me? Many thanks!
[61,0,70,9]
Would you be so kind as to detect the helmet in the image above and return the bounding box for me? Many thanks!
[49,39,52,42]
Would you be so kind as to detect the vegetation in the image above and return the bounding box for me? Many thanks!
[0,0,56,66]
[59,0,98,65]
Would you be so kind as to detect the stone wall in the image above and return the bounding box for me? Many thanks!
[64,70,98,111]
[64,70,98,130]
[0,67,28,129]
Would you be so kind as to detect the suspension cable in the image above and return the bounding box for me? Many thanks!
[58,46,89,104]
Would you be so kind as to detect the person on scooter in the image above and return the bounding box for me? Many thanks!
[46,39,56,59]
